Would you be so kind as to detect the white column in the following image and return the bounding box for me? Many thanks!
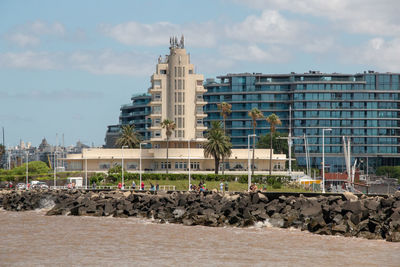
[188,139,191,191]
[26,151,28,187]
[122,146,128,189]
[248,134,256,191]
[322,128,332,193]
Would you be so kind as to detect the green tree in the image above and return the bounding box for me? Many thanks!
[11,161,50,175]
[266,113,282,175]
[204,121,232,174]
[115,124,141,148]
[248,107,264,175]
[257,132,288,154]
[217,102,232,175]
[0,144,5,169]
[161,119,176,174]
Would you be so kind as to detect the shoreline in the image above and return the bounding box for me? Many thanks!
[1,189,399,242]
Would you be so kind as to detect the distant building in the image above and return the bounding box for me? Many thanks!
[204,71,400,172]
[65,147,286,173]
[104,94,151,148]
[147,35,207,149]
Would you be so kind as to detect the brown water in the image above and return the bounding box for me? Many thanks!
[0,209,399,267]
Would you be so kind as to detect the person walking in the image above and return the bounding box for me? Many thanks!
[118,182,122,190]
[220,181,224,192]
[141,181,145,190]
[224,181,229,192]
[132,180,136,190]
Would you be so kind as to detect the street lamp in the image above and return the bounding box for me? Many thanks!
[121,145,129,189]
[140,142,148,190]
[248,134,256,191]
[188,139,195,191]
[322,128,332,193]
[25,151,28,188]
[85,157,88,189]
[53,149,57,188]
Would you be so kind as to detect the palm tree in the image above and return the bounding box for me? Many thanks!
[248,107,264,175]
[161,119,176,174]
[115,124,141,148]
[217,102,232,135]
[217,102,232,174]
[266,113,282,175]
[204,121,232,174]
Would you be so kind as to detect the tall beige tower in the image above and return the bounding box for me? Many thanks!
[148,36,207,148]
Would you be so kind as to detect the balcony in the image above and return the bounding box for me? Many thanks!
[149,100,162,106]
[196,86,207,93]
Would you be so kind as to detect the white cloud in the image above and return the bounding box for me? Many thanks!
[232,0,400,36]
[221,44,291,63]
[0,51,61,70]
[6,33,40,47]
[3,20,78,47]
[99,21,217,47]
[226,10,305,44]
[345,38,400,71]
[69,50,154,76]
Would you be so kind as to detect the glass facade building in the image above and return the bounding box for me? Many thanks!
[204,71,400,172]
[104,94,151,148]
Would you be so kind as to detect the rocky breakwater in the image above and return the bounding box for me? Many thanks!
[1,189,400,242]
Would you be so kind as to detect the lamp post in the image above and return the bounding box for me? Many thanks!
[140,143,148,190]
[322,128,332,193]
[85,157,87,189]
[121,145,128,190]
[25,151,28,188]
[248,134,256,191]
[53,150,57,188]
[188,139,195,191]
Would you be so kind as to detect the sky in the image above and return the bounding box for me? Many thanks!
[1,0,399,148]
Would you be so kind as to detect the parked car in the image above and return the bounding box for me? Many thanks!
[17,183,26,190]
[31,182,49,189]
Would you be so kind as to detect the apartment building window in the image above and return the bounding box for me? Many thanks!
[161,162,171,169]
[99,163,110,170]
[175,79,177,90]
[197,119,203,125]
[154,80,161,87]
[183,80,185,90]
[155,131,161,137]
[197,80,203,86]
[127,163,137,170]
[160,70,167,74]
[189,69,193,74]
[154,93,161,100]
[154,118,160,126]
[174,67,177,77]
[196,106,203,113]
[178,118,182,128]
[183,67,185,77]
[178,79,182,89]
[178,67,182,77]
[153,106,161,114]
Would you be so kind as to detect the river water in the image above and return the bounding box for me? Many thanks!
[0,209,399,267]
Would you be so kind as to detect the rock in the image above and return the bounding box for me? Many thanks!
[386,232,400,242]
[301,204,322,217]
[364,199,380,210]
[342,200,362,214]
[343,192,358,202]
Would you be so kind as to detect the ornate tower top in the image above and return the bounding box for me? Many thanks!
[169,35,184,49]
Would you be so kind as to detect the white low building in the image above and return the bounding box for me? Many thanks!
[65,148,287,173]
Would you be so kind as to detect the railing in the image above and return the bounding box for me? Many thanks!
[50,185,176,191]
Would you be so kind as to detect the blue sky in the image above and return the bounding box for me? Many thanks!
[1,0,399,148]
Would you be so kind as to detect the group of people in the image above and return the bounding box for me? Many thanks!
[219,181,229,192]
[129,180,159,191]
[249,183,267,192]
